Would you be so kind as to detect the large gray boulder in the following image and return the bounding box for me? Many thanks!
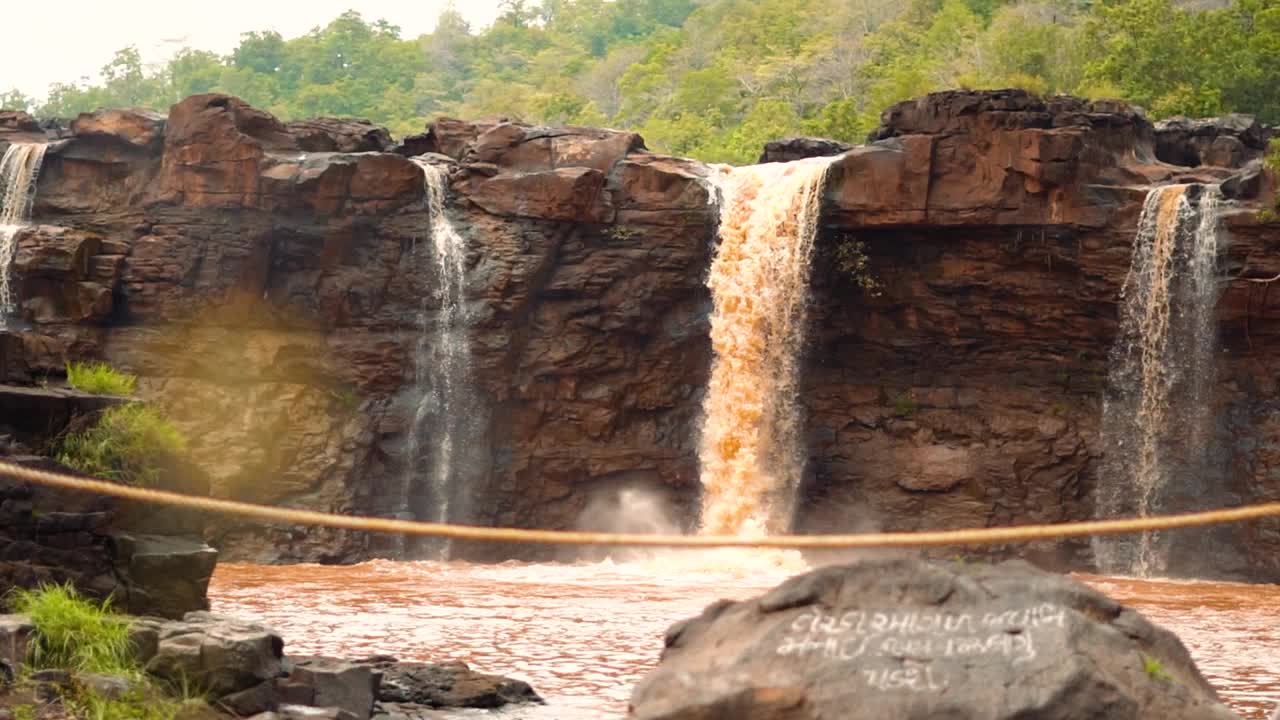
[112,533,218,619]
[629,558,1239,720]
[146,612,283,696]
[289,657,379,720]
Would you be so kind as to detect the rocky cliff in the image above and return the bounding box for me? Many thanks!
[1,90,1277,580]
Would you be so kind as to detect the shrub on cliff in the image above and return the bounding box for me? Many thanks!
[1261,139,1280,224]
[66,362,137,397]
[7,584,135,676]
[57,404,187,486]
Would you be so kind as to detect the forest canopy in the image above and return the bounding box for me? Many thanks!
[2,0,1278,164]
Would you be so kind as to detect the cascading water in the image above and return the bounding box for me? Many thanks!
[0,143,47,327]
[697,157,836,536]
[1096,183,1224,577]
[401,158,479,559]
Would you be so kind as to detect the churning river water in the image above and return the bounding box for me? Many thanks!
[210,559,1280,719]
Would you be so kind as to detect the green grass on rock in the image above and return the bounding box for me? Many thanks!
[56,404,187,486]
[65,362,137,397]
[6,584,136,677]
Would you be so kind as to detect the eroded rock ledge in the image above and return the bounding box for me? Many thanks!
[0,89,1277,580]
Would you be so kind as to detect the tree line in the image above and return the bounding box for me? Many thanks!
[2,0,1277,164]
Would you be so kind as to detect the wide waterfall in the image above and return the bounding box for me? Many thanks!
[698,157,836,536]
[1096,183,1224,577]
[402,158,479,559]
[0,142,47,326]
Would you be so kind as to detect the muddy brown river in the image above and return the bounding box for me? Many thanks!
[210,559,1280,719]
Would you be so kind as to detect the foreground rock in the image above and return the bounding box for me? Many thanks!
[630,558,1238,720]
[0,452,216,619]
[135,613,540,718]
[2,610,539,719]
[366,656,541,710]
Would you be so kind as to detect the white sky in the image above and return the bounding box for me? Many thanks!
[2,1,506,101]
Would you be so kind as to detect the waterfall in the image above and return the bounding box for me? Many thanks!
[402,158,478,559]
[1096,184,1224,577]
[0,143,47,326]
[698,157,836,536]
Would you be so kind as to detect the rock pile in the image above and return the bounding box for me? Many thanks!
[1,611,539,719]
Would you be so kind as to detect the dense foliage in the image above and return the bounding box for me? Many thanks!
[57,404,187,486]
[67,361,138,397]
[3,0,1278,164]
[7,584,135,676]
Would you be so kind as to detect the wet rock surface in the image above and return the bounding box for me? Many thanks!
[630,558,1240,720]
[132,616,540,718]
[1154,114,1273,168]
[0,452,216,618]
[759,137,854,163]
[2,89,1278,579]
[366,657,542,709]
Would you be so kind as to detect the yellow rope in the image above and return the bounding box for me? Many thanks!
[3,459,1279,548]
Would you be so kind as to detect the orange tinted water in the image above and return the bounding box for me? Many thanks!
[210,561,1280,719]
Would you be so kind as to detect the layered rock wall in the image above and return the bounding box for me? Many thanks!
[2,90,1277,579]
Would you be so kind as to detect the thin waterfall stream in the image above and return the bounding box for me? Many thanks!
[401,158,479,559]
[1097,183,1224,577]
[697,156,836,536]
[0,142,47,327]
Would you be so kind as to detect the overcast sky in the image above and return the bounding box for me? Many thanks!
[4,1,506,101]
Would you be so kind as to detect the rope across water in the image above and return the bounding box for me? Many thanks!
[4,459,1279,548]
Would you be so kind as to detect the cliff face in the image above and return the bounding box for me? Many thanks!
[1,90,1277,579]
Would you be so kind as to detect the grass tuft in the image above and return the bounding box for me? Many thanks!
[893,391,918,418]
[6,584,136,677]
[56,404,187,487]
[1141,652,1172,682]
[69,688,210,720]
[66,362,137,397]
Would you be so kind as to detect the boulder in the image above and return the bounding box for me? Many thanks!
[1220,158,1267,200]
[365,658,541,709]
[392,118,502,160]
[128,618,162,664]
[146,613,283,696]
[464,166,613,222]
[0,111,41,134]
[286,118,393,153]
[288,657,379,720]
[157,93,297,208]
[11,225,114,323]
[759,137,854,164]
[629,558,1239,720]
[1154,114,1269,168]
[257,152,422,215]
[834,89,1167,228]
[75,671,133,700]
[111,533,218,619]
[222,680,282,716]
[610,153,717,226]
[464,123,643,172]
[71,109,166,149]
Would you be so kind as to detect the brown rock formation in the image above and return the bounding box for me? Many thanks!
[3,89,1278,580]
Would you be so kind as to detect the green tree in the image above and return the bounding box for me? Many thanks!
[20,0,1280,159]
[0,89,35,112]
